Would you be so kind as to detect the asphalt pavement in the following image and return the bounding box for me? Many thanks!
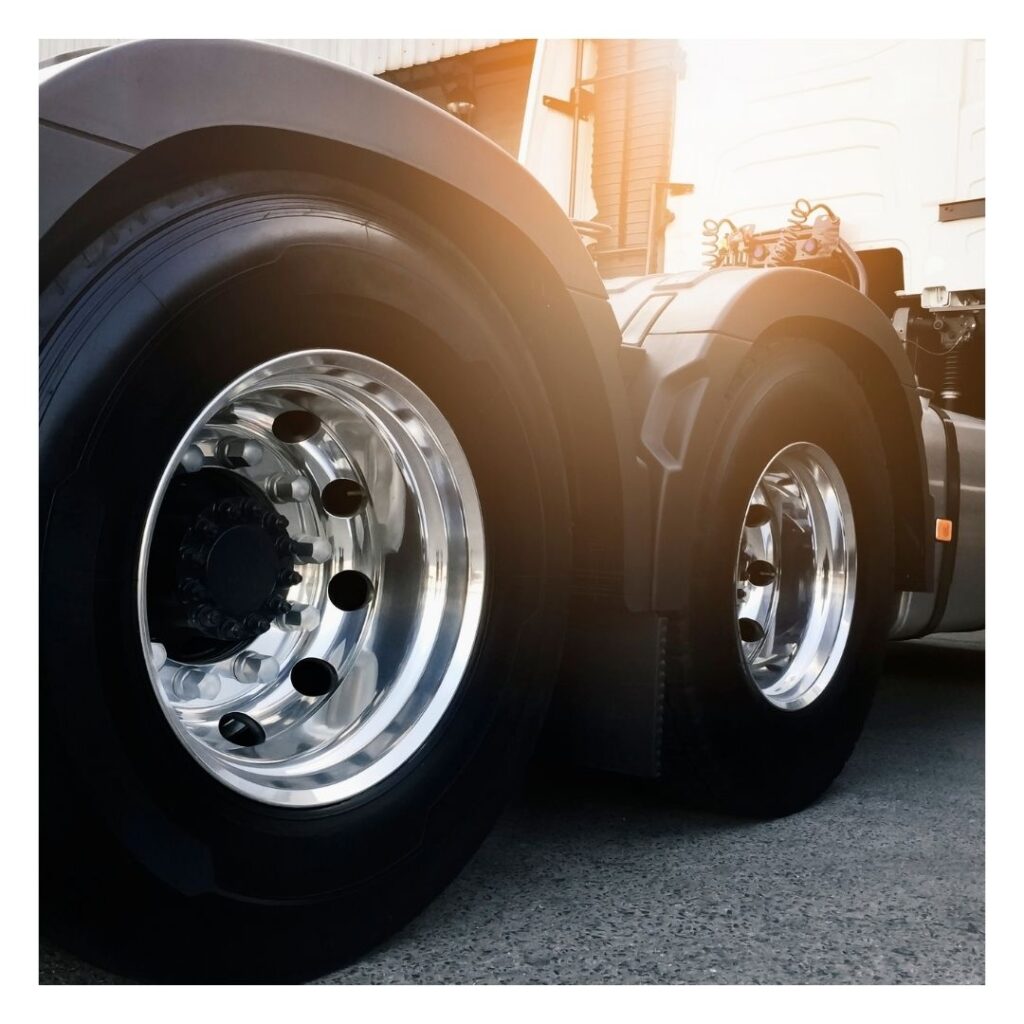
[39,632,984,985]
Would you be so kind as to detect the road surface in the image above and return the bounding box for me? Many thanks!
[40,633,984,984]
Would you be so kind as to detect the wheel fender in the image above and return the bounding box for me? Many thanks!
[39,38,649,608]
[39,39,601,297]
[636,267,930,609]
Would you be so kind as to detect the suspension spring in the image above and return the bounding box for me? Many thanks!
[939,348,962,409]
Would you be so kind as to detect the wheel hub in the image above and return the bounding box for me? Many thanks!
[148,472,299,663]
[138,350,485,808]
[734,442,856,711]
[180,497,296,633]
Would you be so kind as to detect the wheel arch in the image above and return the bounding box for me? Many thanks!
[646,266,932,597]
[754,312,930,592]
[39,39,646,600]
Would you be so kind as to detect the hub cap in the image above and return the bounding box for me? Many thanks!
[138,351,485,806]
[734,442,856,711]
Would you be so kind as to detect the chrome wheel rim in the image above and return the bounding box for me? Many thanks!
[734,442,856,711]
[138,350,485,807]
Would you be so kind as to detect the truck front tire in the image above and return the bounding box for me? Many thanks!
[663,339,895,817]
[40,173,570,981]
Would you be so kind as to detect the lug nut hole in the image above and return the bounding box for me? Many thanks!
[291,657,339,697]
[328,570,373,611]
[322,478,367,517]
[745,503,772,529]
[272,410,321,444]
[746,559,778,587]
[738,617,766,643]
[218,712,265,747]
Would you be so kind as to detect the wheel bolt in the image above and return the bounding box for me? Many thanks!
[221,617,245,640]
[290,535,333,565]
[232,651,280,685]
[218,712,265,747]
[181,542,207,567]
[738,617,766,643]
[191,604,222,631]
[265,474,312,504]
[215,438,264,469]
[276,603,321,631]
[194,516,218,538]
[746,560,777,586]
[260,511,289,531]
[244,614,272,635]
[279,569,303,587]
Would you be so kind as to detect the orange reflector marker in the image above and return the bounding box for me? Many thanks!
[935,518,954,542]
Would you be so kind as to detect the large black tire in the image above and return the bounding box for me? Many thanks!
[663,339,895,818]
[40,173,571,981]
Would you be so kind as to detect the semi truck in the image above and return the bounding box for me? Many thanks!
[38,38,985,981]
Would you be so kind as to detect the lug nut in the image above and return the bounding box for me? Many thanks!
[215,438,264,469]
[221,617,245,640]
[190,604,222,631]
[279,570,303,587]
[290,535,333,565]
[260,510,288,531]
[178,579,205,602]
[151,643,167,671]
[171,666,220,701]
[180,444,204,473]
[193,515,218,538]
[232,651,280,685]
[276,603,321,631]
[265,474,312,504]
[243,614,272,635]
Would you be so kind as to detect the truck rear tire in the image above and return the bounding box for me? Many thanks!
[663,339,895,817]
[40,173,570,981]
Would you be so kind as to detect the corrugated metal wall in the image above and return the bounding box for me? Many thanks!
[38,38,511,73]
[381,41,536,156]
[270,39,511,74]
[38,37,534,160]
[590,40,682,277]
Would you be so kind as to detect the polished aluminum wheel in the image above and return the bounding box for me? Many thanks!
[138,351,485,807]
[734,442,856,711]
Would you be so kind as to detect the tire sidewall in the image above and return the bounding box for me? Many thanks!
[671,339,894,814]
[40,175,570,908]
